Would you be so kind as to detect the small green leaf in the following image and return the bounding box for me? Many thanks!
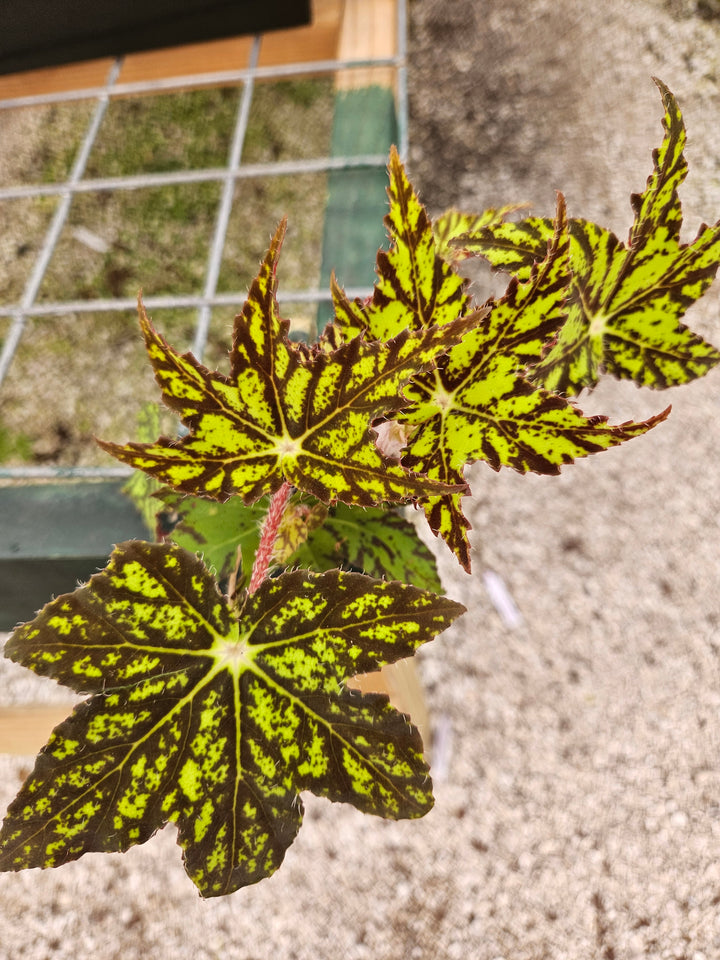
[293,503,442,593]
[272,499,328,564]
[0,540,464,897]
[159,493,441,592]
[98,220,477,507]
[159,489,267,581]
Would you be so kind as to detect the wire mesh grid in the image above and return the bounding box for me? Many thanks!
[0,0,408,480]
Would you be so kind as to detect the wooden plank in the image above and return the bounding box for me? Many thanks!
[348,661,431,752]
[336,0,397,91]
[259,0,343,69]
[0,0,342,103]
[0,706,72,756]
[119,37,254,87]
[0,58,117,103]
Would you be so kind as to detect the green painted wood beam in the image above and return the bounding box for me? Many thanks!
[0,481,147,630]
[317,85,399,331]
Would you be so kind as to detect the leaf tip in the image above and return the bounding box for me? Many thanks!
[651,75,671,101]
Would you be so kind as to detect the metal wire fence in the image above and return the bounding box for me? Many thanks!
[0,0,408,480]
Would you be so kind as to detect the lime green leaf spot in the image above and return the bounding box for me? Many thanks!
[113,560,168,599]
[72,657,102,679]
[46,616,74,636]
[179,759,203,803]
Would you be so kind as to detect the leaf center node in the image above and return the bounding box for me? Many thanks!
[431,382,456,413]
[274,434,303,461]
[212,628,254,674]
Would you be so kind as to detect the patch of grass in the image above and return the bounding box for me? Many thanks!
[35,81,334,306]
[219,172,330,336]
[86,88,240,176]
[0,197,59,303]
[0,423,33,463]
[0,102,94,188]
[243,79,334,162]
[38,181,222,302]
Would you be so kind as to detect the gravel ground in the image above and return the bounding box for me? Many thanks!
[3,1,720,958]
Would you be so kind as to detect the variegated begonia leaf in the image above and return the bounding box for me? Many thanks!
[0,539,464,897]
[332,146,474,341]
[98,220,476,508]
[395,196,670,570]
[450,80,720,395]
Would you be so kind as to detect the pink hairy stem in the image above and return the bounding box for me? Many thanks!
[248,481,293,593]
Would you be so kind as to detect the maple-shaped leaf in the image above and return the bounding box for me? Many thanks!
[394,196,670,570]
[332,146,474,341]
[432,203,529,265]
[98,221,478,508]
[0,540,464,898]
[451,80,720,395]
